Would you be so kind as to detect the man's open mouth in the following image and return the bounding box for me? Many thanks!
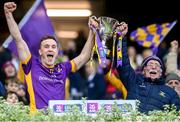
[47,54,54,59]
[149,71,157,74]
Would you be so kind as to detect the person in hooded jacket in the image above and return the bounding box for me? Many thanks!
[116,22,180,114]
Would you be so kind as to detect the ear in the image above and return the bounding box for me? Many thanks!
[142,70,145,75]
[39,49,42,56]
[159,69,162,77]
[142,67,146,75]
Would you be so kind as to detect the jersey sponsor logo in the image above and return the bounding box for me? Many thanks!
[39,76,64,84]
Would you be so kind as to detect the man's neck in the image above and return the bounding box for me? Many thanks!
[41,60,54,68]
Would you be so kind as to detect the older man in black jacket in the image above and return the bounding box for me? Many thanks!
[116,22,180,114]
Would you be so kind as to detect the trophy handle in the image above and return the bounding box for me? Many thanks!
[89,16,99,30]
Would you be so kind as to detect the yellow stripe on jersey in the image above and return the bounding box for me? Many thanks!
[17,62,25,83]
[25,71,37,114]
[70,60,77,73]
[65,78,70,100]
[22,54,32,65]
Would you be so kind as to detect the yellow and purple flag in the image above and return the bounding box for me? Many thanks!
[130,21,177,54]
[3,0,56,57]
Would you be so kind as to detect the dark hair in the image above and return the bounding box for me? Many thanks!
[5,91,19,100]
[5,77,20,86]
[39,35,60,49]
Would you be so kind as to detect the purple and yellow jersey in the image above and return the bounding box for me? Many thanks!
[22,54,76,113]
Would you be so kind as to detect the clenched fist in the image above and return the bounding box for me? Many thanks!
[170,40,178,53]
[4,2,17,14]
[88,16,99,30]
[115,22,128,38]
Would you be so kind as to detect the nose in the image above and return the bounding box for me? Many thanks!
[47,48,54,53]
[12,98,16,103]
[171,83,177,89]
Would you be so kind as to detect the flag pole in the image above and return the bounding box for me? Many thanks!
[159,20,177,43]
[152,20,177,55]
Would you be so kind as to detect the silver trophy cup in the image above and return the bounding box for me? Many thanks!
[98,17,119,58]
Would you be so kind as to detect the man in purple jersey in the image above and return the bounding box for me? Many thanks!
[4,2,98,113]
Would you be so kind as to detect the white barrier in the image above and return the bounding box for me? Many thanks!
[49,100,136,116]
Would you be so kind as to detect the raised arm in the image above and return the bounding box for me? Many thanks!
[116,22,137,87]
[4,2,30,62]
[166,40,180,76]
[72,16,96,70]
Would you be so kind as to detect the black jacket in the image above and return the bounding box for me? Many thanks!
[117,38,180,113]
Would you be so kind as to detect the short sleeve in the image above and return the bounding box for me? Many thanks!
[22,54,32,75]
[60,61,72,76]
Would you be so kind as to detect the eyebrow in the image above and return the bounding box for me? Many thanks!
[42,43,57,46]
[147,62,160,65]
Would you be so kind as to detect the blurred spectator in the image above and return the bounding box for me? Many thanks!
[105,69,127,100]
[74,30,87,55]
[0,60,19,86]
[5,77,19,93]
[2,61,17,78]
[0,47,12,68]
[65,40,78,59]
[64,40,86,99]
[102,59,127,100]
[157,41,168,61]
[85,60,106,100]
[136,54,143,67]
[165,73,180,98]
[5,91,19,104]
[17,83,29,105]
[69,72,85,100]
[136,48,153,66]
[0,81,6,97]
[165,40,180,76]
[0,47,13,85]
[142,48,153,59]
[128,46,138,70]
[105,80,120,99]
